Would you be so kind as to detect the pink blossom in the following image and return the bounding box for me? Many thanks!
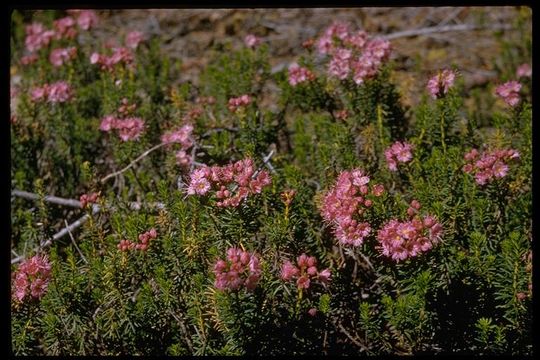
[281,260,299,280]
[288,63,316,86]
[280,253,330,289]
[53,16,78,39]
[187,158,271,206]
[214,248,261,291]
[228,94,252,112]
[126,31,144,49]
[385,141,413,171]
[316,21,351,55]
[31,82,74,104]
[25,22,55,52]
[49,47,77,67]
[495,81,522,107]
[244,34,261,48]
[115,117,145,141]
[21,53,38,65]
[47,81,74,103]
[427,69,457,99]
[90,47,134,72]
[516,63,532,78]
[463,147,520,185]
[175,150,192,167]
[161,124,194,148]
[297,276,311,289]
[90,52,101,64]
[377,215,442,262]
[328,48,352,79]
[69,10,99,30]
[12,255,51,302]
[308,308,317,316]
[79,192,99,208]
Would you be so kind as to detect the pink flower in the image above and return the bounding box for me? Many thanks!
[463,147,520,185]
[53,16,77,39]
[161,124,194,148]
[126,31,144,49]
[427,69,457,99]
[281,260,299,280]
[288,63,316,86]
[385,141,413,171]
[328,48,352,79]
[308,308,317,316]
[90,52,101,64]
[228,95,252,112]
[21,53,38,65]
[115,117,145,141]
[495,81,522,107]
[213,248,261,291]
[318,268,331,284]
[12,255,51,302]
[516,63,532,78]
[49,47,77,67]
[187,158,271,206]
[244,34,261,48]
[47,81,74,103]
[377,216,442,262]
[25,22,55,52]
[296,275,311,289]
[175,150,192,167]
[72,10,99,30]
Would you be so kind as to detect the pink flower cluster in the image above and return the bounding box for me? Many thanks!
[12,254,51,302]
[377,204,443,262]
[21,53,38,66]
[126,31,144,49]
[462,148,520,185]
[426,69,457,99]
[516,63,532,78]
[288,63,316,86]
[90,47,134,72]
[79,192,99,208]
[49,46,77,67]
[24,11,97,53]
[99,115,145,142]
[228,94,252,113]
[187,158,272,207]
[66,10,99,31]
[161,124,194,148]
[385,141,414,172]
[495,81,522,107]
[320,169,385,246]
[213,248,261,291]
[281,254,331,289]
[53,16,78,40]
[117,228,157,252]
[316,21,391,84]
[244,34,262,48]
[24,22,56,52]
[118,97,137,116]
[161,124,195,168]
[31,81,74,104]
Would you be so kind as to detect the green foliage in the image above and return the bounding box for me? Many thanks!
[11,10,532,356]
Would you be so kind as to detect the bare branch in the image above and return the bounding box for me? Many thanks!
[12,189,82,208]
[382,23,514,40]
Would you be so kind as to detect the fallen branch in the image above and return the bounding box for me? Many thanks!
[382,23,514,40]
[12,189,82,208]
[11,189,166,211]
